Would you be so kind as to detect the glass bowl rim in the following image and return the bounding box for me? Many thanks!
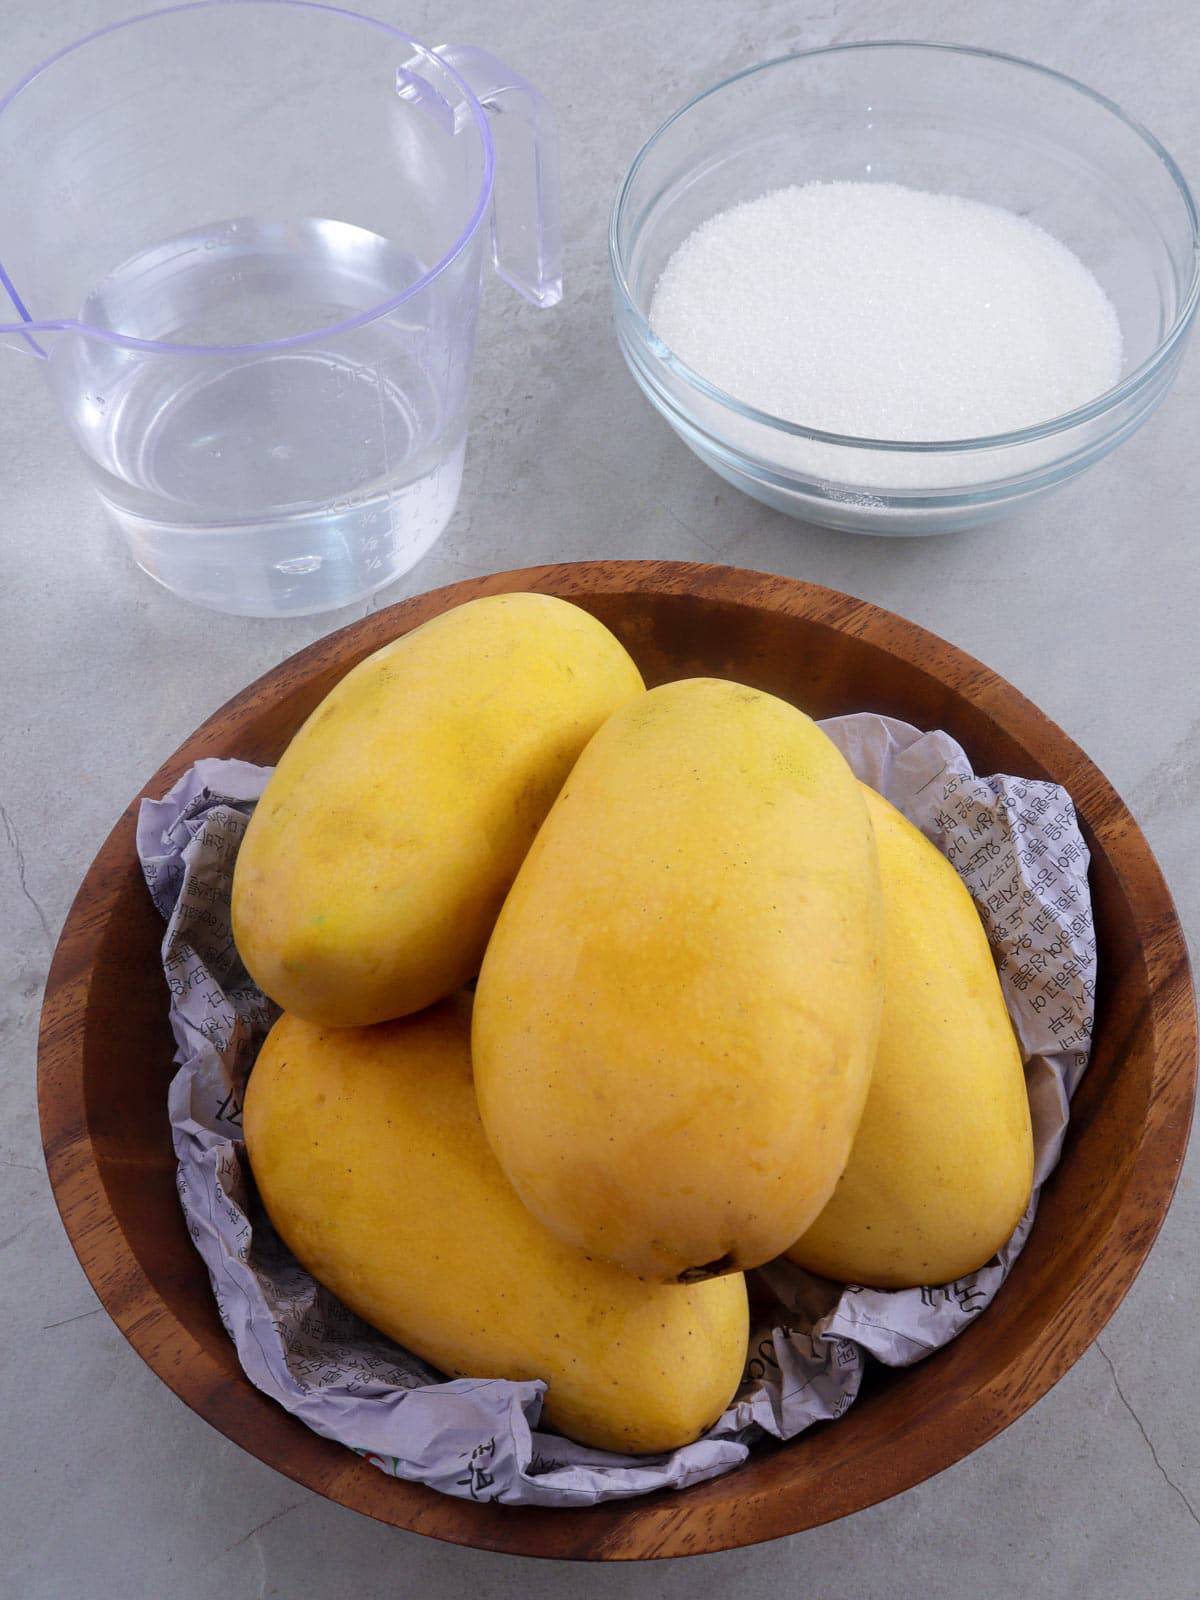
[608,39,1200,455]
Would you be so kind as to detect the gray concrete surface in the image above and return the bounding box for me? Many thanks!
[2,0,1198,1595]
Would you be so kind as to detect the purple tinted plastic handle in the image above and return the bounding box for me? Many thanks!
[406,43,562,309]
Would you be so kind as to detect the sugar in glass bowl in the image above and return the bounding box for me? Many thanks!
[610,43,1200,535]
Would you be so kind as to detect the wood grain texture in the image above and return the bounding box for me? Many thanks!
[37,561,1197,1560]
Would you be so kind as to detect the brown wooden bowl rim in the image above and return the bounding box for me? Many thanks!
[37,560,1197,1559]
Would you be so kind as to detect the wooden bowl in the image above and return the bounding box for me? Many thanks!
[39,561,1196,1560]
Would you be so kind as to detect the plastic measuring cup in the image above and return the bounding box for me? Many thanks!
[0,1,561,616]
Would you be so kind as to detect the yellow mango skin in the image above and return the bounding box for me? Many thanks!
[473,676,884,1284]
[243,1000,748,1455]
[788,786,1035,1289]
[232,593,644,1026]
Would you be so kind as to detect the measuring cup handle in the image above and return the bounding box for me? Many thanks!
[432,44,562,309]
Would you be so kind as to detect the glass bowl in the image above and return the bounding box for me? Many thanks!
[610,43,1200,535]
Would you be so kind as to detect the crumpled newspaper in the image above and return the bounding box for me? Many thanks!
[136,714,1096,1506]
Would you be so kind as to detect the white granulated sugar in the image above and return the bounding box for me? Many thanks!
[649,182,1123,442]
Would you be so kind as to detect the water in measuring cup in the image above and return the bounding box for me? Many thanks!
[57,218,468,616]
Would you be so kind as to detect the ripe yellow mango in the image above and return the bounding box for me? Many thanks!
[243,999,748,1454]
[232,593,644,1026]
[473,677,884,1283]
[788,786,1034,1288]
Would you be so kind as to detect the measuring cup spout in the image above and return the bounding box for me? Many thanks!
[0,320,58,359]
[424,44,562,309]
[0,269,55,356]
[0,262,72,356]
